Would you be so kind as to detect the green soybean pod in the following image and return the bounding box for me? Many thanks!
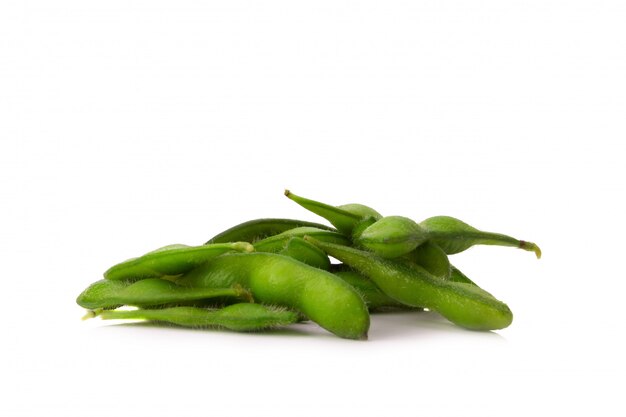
[420,216,542,258]
[354,216,429,258]
[177,252,370,340]
[403,241,451,280]
[284,190,381,235]
[206,218,335,244]
[92,303,299,332]
[279,237,331,270]
[254,227,350,253]
[305,237,512,331]
[76,278,252,310]
[104,242,254,281]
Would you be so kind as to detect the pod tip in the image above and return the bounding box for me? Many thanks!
[519,240,542,259]
[284,189,291,197]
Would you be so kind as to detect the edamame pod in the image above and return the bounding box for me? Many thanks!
[177,252,370,340]
[284,190,381,235]
[104,242,254,281]
[91,303,299,331]
[76,278,252,309]
[206,218,335,244]
[354,216,428,258]
[306,237,512,331]
[420,216,542,258]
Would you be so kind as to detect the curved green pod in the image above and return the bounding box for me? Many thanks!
[91,303,299,332]
[403,241,451,279]
[279,237,331,270]
[76,278,252,309]
[284,190,381,235]
[177,252,370,340]
[206,218,335,244]
[254,227,350,253]
[355,216,428,258]
[420,216,542,258]
[306,237,512,331]
[104,242,254,281]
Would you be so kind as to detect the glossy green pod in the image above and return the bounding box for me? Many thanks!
[284,190,381,235]
[403,241,451,279]
[355,216,429,258]
[420,216,542,258]
[177,252,370,340]
[76,278,252,309]
[206,218,335,244]
[306,237,512,331]
[279,237,331,270]
[104,242,254,281]
[91,303,299,331]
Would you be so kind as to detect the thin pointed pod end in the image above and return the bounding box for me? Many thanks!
[519,240,542,259]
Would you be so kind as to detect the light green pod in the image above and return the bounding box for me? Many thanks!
[92,303,299,332]
[403,241,451,279]
[336,204,383,220]
[306,237,512,331]
[76,278,252,309]
[104,242,254,281]
[284,190,381,235]
[355,216,429,258]
[177,252,370,340]
[279,237,331,270]
[420,216,542,258]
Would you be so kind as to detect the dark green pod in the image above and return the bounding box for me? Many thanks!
[206,218,335,244]
[420,216,542,258]
[306,237,512,331]
[355,216,428,258]
[177,252,370,340]
[284,190,381,235]
[104,242,254,281]
[92,303,299,332]
[76,278,252,309]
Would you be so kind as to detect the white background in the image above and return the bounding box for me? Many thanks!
[1,1,624,416]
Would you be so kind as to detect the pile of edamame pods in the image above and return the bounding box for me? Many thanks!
[77,190,541,340]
